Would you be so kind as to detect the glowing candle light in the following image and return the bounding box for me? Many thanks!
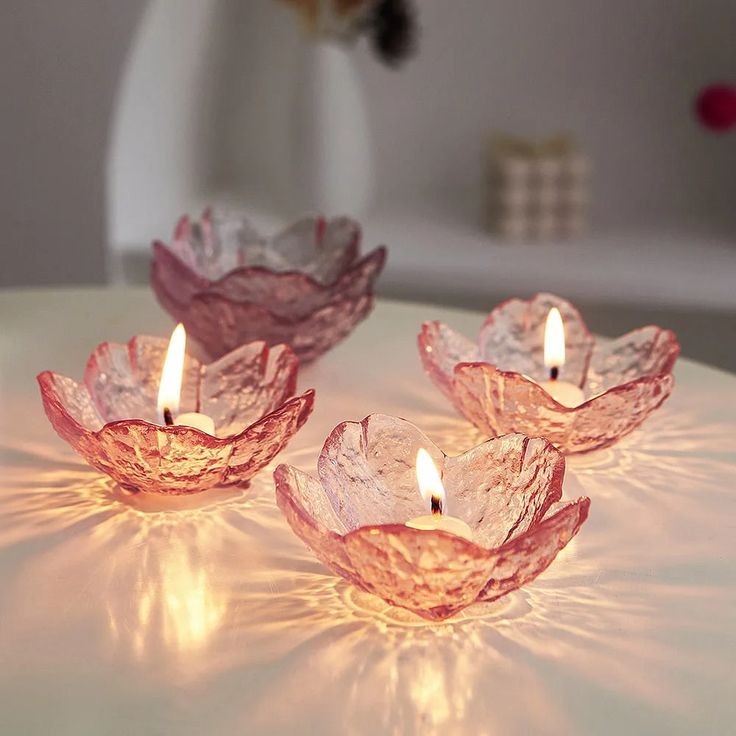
[157,324,216,435]
[538,307,585,407]
[405,449,473,540]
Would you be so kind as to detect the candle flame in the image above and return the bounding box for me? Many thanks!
[157,323,187,422]
[544,307,566,371]
[416,448,447,516]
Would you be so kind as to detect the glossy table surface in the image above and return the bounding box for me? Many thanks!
[1,288,734,735]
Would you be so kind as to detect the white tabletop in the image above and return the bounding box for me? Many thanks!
[1,288,734,735]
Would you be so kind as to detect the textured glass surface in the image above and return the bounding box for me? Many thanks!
[275,414,589,620]
[151,209,387,361]
[419,293,680,453]
[38,338,314,494]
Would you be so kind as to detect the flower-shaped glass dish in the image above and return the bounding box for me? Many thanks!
[419,293,680,454]
[38,337,314,494]
[275,414,589,621]
[151,208,387,362]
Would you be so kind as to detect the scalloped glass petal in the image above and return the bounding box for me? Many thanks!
[151,209,387,362]
[275,414,589,620]
[419,293,680,453]
[38,337,314,494]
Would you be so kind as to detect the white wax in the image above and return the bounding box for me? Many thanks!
[175,412,216,436]
[405,514,473,541]
[539,380,585,408]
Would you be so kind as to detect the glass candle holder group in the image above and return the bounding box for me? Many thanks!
[37,208,680,621]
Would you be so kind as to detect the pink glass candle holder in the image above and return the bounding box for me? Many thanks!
[275,414,589,621]
[38,337,314,494]
[419,293,680,454]
[151,208,387,362]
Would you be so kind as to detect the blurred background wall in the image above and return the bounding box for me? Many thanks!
[108,0,736,245]
[0,0,145,287]
[2,0,735,365]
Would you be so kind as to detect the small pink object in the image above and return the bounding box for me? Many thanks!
[151,209,387,362]
[38,337,314,494]
[695,84,736,132]
[275,414,589,621]
[419,293,680,454]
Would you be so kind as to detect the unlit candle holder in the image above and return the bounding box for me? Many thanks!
[419,293,680,454]
[275,414,589,621]
[151,208,387,362]
[38,337,314,494]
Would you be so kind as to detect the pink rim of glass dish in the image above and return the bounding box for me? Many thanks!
[419,293,680,454]
[275,414,589,621]
[151,208,387,362]
[38,337,314,494]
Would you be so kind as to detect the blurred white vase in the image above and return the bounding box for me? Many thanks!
[292,40,373,217]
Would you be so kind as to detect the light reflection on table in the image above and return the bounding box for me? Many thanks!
[0,292,734,735]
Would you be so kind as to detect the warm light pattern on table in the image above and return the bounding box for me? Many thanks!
[0,289,734,735]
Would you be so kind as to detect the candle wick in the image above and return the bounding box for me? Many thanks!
[550,366,559,381]
[163,407,174,426]
[431,494,443,516]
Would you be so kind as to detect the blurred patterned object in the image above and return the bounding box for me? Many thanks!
[487,135,591,241]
